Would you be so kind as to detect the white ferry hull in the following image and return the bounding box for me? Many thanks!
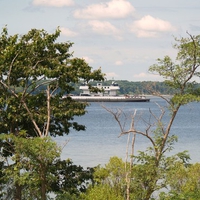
[71,96,150,102]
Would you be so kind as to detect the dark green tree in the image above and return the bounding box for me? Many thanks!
[50,159,94,198]
[0,27,104,200]
[1,134,61,199]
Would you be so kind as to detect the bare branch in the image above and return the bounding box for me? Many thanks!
[118,130,134,137]
[45,86,51,137]
[8,52,19,87]
[50,81,59,97]
[182,32,200,85]
[102,104,127,133]
[130,110,137,131]
[61,139,70,150]
[32,60,44,70]
[158,106,180,161]
[134,130,156,147]
[149,103,165,126]
[26,78,56,97]
[0,80,18,98]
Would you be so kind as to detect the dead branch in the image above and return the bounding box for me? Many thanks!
[102,104,128,134]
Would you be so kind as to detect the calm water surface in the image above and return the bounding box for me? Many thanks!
[55,97,200,168]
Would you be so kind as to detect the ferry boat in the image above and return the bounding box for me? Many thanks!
[70,82,150,102]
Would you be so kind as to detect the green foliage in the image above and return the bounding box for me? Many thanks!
[115,80,177,95]
[55,192,78,200]
[130,129,180,200]
[0,26,104,199]
[149,34,200,106]
[50,159,94,197]
[84,151,192,200]
[0,26,104,138]
[84,123,191,200]
[0,134,61,199]
[171,93,200,106]
[0,134,94,199]
[83,33,200,200]
[160,163,200,199]
[131,151,190,200]
[81,184,124,200]
[140,33,200,199]
[83,157,125,199]
[94,157,126,195]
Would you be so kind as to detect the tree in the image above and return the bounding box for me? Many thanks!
[81,157,125,200]
[50,159,94,198]
[149,33,200,104]
[99,33,200,200]
[101,106,190,200]
[134,33,200,199]
[81,184,124,200]
[1,134,61,199]
[0,26,104,138]
[0,27,104,199]
[159,162,200,199]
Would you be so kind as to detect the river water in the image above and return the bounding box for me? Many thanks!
[55,97,200,168]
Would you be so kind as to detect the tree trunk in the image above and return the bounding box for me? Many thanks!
[41,165,47,200]
[41,180,46,200]
[14,183,22,200]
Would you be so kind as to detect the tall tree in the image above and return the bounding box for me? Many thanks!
[0,27,104,199]
[100,33,200,200]
[148,33,200,162]
[0,26,104,138]
[1,135,61,199]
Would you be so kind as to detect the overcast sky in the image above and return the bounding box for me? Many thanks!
[0,0,200,81]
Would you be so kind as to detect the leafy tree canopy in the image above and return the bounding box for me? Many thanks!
[149,33,200,105]
[0,26,104,138]
[0,26,104,200]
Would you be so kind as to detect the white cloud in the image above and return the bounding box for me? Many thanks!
[74,0,135,19]
[106,72,119,79]
[60,27,78,37]
[82,56,94,64]
[32,0,75,7]
[133,73,147,78]
[115,60,123,65]
[133,73,164,81]
[130,15,176,38]
[88,20,122,39]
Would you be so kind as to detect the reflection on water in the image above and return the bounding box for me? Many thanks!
[55,98,200,167]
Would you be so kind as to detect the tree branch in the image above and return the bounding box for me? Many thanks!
[45,86,51,137]
[8,52,19,87]
[0,80,18,98]
[21,100,42,137]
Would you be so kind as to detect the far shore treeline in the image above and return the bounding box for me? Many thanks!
[72,80,200,95]
[14,79,200,96]
[25,80,200,96]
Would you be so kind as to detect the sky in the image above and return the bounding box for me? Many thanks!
[0,0,200,81]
